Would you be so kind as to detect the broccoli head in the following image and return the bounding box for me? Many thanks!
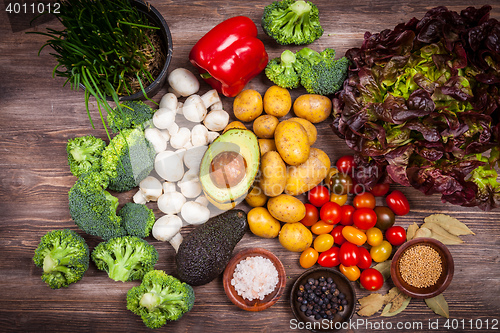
[297,47,350,95]
[265,49,304,89]
[126,270,195,329]
[107,101,156,134]
[91,236,158,282]
[69,172,126,240]
[101,127,155,193]
[66,135,106,178]
[118,202,156,238]
[262,0,323,45]
[33,229,89,289]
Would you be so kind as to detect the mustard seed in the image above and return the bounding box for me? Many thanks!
[399,245,442,288]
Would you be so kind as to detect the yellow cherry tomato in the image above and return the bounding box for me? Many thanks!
[311,220,335,235]
[366,227,383,246]
[341,225,367,246]
[339,264,361,281]
[330,193,348,206]
[313,234,334,253]
[370,240,393,262]
[300,247,319,269]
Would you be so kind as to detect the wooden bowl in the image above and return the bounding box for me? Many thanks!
[290,267,356,332]
[391,238,454,299]
[223,248,286,312]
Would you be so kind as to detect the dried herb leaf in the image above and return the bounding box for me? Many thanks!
[381,296,411,317]
[407,222,419,240]
[414,227,432,239]
[357,293,385,316]
[425,294,449,318]
[383,287,401,305]
[422,222,464,244]
[373,261,391,281]
[424,214,475,236]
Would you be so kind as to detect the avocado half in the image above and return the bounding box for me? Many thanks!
[199,129,260,210]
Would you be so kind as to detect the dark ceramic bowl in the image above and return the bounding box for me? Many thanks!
[290,267,356,332]
[391,238,454,299]
[223,248,286,312]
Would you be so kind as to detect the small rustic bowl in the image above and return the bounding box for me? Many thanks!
[290,267,356,332]
[223,248,286,312]
[391,238,454,299]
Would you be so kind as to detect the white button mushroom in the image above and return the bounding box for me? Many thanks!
[182,94,207,123]
[155,150,184,182]
[191,124,209,147]
[160,129,171,143]
[208,131,220,143]
[152,215,183,252]
[167,122,179,136]
[168,68,200,97]
[152,108,176,130]
[159,92,178,111]
[145,127,167,153]
[183,145,208,171]
[176,101,184,115]
[200,89,221,109]
[170,127,191,149]
[139,176,163,202]
[162,181,176,193]
[210,101,223,111]
[195,195,209,207]
[133,189,147,205]
[181,201,210,225]
[203,110,230,132]
[157,191,186,215]
[178,170,202,198]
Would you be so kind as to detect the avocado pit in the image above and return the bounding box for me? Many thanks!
[210,151,247,188]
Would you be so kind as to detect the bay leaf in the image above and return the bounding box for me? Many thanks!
[383,287,402,305]
[414,227,432,239]
[373,261,391,281]
[407,222,419,240]
[425,294,449,318]
[357,293,385,316]
[422,222,464,245]
[424,214,475,236]
[381,296,411,317]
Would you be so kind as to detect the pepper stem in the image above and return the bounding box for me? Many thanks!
[200,72,212,79]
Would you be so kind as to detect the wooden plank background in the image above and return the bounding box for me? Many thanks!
[1,0,499,332]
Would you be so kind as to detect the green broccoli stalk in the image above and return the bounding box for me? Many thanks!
[265,49,304,89]
[33,229,89,289]
[107,100,156,134]
[68,172,126,240]
[66,135,106,178]
[262,0,323,45]
[297,47,350,95]
[118,202,156,238]
[127,270,195,329]
[91,236,158,282]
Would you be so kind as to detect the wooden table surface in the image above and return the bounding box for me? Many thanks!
[1,0,499,332]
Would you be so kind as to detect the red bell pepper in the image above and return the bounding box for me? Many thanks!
[189,16,268,97]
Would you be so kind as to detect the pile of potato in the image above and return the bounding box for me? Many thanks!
[228,85,333,253]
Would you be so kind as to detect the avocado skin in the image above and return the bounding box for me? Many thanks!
[175,209,247,286]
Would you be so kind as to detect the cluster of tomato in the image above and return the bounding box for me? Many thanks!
[298,155,410,291]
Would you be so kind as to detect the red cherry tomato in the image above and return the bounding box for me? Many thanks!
[320,201,342,225]
[339,242,360,267]
[370,183,390,197]
[360,268,384,291]
[385,190,410,216]
[336,155,356,175]
[308,185,330,207]
[300,203,319,227]
[357,246,372,270]
[340,205,355,226]
[331,225,346,245]
[353,192,376,209]
[352,208,377,230]
[385,226,407,246]
[317,246,340,267]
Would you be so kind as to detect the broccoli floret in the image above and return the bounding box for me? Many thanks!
[126,270,195,329]
[262,0,323,45]
[101,127,155,193]
[69,172,126,240]
[91,236,158,282]
[118,202,156,238]
[33,229,89,289]
[66,135,106,178]
[297,47,350,95]
[107,101,156,134]
[265,49,304,89]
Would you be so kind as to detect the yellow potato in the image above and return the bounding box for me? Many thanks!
[233,89,263,122]
[260,151,287,197]
[293,94,332,123]
[267,194,306,223]
[258,139,277,156]
[288,117,317,145]
[247,207,281,238]
[244,183,268,207]
[274,120,310,166]
[263,85,292,117]
[252,114,279,139]
[285,148,331,196]
[279,222,313,252]
[223,120,247,133]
